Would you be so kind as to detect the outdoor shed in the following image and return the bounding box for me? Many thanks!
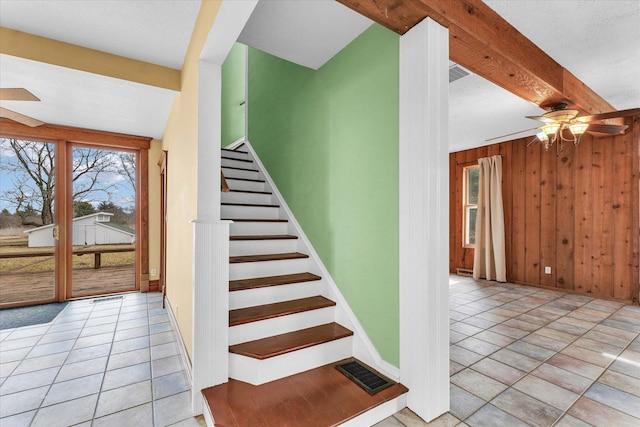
[24,212,135,247]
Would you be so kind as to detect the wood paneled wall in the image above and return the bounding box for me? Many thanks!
[450,115,639,303]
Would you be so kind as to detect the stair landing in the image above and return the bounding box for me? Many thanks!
[202,359,408,427]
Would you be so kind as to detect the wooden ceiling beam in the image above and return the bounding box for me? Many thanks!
[337,0,615,115]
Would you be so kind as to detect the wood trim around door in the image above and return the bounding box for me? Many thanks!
[0,120,152,304]
[139,148,150,292]
[158,150,168,307]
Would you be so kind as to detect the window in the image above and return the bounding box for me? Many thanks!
[463,165,479,247]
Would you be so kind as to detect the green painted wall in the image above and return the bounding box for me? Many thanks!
[248,25,400,366]
[221,43,246,146]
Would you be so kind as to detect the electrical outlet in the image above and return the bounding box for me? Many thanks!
[151,268,157,276]
[544,266,552,274]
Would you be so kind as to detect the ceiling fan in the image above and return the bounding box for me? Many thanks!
[487,102,639,152]
[0,88,45,127]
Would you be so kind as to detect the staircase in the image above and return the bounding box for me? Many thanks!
[203,144,407,426]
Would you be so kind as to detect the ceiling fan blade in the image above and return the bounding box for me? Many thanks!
[575,107,640,123]
[0,107,45,127]
[586,123,628,135]
[525,115,557,123]
[0,88,40,102]
[485,127,540,142]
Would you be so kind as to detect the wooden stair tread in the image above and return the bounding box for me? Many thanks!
[224,218,288,222]
[224,177,265,183]
[229,295,334,326]
[222,202,279,208]
[230,235,297,241]
[221,148,248,154]
[230,252,308,263]
[229,323,352,359]
[221,165,259,172]
[230,272,321,292]
[228,189,272,195]
[202,358,408,427]
[222,156,253,163]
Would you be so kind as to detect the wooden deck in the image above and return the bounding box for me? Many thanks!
[0,265,135,305]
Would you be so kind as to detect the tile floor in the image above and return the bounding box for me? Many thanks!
[0,292,204,427]
[2,277,639,427]
[377,275,640,427]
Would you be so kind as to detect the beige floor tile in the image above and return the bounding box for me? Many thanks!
[568,397,640,427]
[451,368,507,401]
[512,374,579,410]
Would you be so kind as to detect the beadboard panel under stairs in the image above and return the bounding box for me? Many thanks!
[202,142,407,426]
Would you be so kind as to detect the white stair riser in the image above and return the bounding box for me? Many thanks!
[221,205,280,219]
[222,158,255,169]
[229,281,323,310]
[230,258,309,280]
[230,221,289,236]
[222,167,260,180]
[229,336,353,385]
[229,239,298,256]
[220,150,249,161]
[225,178,265,193]
[229,306,334,345]
[222,191,273,205]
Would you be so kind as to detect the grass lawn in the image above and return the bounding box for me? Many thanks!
[0,238,135,273]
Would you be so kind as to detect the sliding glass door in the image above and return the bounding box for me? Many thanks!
[0,137,58,306]
[70,145,137,297]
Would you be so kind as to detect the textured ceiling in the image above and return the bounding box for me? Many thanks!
[450,0,640,151]
[0,0,201,69]
[0,54,177,139]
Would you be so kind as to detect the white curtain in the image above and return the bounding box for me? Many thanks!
[473,155,507,282]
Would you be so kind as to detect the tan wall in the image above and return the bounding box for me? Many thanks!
[148,139,162,282]
[161,1,221,361]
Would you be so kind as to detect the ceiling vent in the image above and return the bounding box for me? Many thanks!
[449,63,471,83]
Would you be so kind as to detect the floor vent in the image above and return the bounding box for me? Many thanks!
[91,295,124,303]
[456,268,473,277]
[335,360,393,395]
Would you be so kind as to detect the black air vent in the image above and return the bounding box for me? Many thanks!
[449,64,471,83]
[335,360,393,395]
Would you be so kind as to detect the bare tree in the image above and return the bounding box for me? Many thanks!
[71,146,117,203]
[115,152,136,192]
[0,139,117,226]
[1,139,55,226]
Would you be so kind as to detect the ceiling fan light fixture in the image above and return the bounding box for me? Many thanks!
[569,123,589,146]
[569,123,589,135]
[536,131,551,151]
[544,109,579,122]
[542,124,560,143]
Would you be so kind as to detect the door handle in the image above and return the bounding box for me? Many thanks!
[52,225,59,241]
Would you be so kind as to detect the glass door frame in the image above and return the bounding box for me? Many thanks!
[0,120,151,305]
[66,142,143,298]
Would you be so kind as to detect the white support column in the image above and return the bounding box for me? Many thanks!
[399,18,450,422]
[191,60,229,415]
[197,60,222,220]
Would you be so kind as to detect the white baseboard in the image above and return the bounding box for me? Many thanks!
[165,295,193,389]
